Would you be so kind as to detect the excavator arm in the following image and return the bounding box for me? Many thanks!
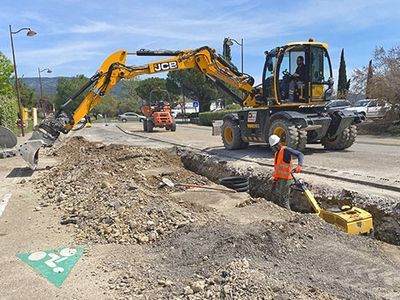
[19,46,257,169]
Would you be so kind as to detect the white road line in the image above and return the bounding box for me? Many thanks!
[0,193,12,217]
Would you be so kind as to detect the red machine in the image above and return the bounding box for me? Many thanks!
[141,89,176,132]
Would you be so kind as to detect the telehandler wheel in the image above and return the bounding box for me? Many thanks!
[147,120,154,132]
[143,119,148,132]
[170,123,177,132]
[221,119,248,150]
[322,125,357,150]
[268,119,303,150]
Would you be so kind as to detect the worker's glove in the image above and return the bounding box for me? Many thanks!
[294,165,302,173]
[273,177,278,185]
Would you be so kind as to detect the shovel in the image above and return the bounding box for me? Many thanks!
[162,178,236,193]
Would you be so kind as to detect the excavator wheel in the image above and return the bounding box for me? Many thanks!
[268,119,305,150]
[297,129,308,152]
[147,120,154,132]
[322,125,357,150]
[221,119,248,150]
[170,123,177,132]
[143,119,148,132]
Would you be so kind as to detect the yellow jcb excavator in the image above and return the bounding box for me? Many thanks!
[19,40,363,169]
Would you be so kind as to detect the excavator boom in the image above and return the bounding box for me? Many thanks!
[19,46,257,169]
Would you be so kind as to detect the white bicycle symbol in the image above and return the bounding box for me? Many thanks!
[28,248,77,273]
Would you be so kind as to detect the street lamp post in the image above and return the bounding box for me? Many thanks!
[38,67,52,101]
[9,25,37,137]
[226,38,244,74]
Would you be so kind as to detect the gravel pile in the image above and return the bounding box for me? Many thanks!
[34,137,213,244]
[31,137,400,299]
[181,258,337,300]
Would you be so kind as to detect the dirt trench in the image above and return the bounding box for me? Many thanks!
[177,147,400,245]
[31,137,400,299]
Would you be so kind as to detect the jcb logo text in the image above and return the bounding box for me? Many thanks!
[154,61,178,72]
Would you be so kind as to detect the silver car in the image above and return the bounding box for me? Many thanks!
[118,112,146,123]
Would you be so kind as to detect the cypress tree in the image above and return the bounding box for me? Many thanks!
[366,59,373,99]
[337,48,348,98]
[223,38,232,62]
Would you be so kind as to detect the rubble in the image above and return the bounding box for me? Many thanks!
[34,137,214,245]
[32,137,400,299]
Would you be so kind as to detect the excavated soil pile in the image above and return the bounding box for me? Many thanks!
[103,216,400,299]
[33,137,400,299]
[34,136,215,244]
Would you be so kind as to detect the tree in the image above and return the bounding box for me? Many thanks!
[55,75,88,111]
[17,79,37,107]
[351,45,400,109]
[135,77,170,101]
[0,52,14,95]
[0,94,18,132]
[0,52,18,131]
[366,59,373,99]
[119,78,142,112]
[92,94,120,116]
[167,69,222,112]
[223,38,232,62]
[337,49,350,98]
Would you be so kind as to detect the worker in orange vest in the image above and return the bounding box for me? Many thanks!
[269,134,304,210]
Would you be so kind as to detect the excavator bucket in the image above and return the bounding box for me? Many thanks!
[19,139,44,170]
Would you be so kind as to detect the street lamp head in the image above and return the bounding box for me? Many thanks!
[27,30,37,37]
[46,69,52,73]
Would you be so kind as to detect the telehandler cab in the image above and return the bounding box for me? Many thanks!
[18,39,363,169]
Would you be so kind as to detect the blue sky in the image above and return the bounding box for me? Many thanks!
[1,0,399,84]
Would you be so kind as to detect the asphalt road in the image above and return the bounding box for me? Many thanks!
[78,122,400,183]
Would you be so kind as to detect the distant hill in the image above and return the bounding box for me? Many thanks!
[21,77,124,98]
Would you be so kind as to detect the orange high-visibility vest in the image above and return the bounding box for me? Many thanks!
[273,146,294,180]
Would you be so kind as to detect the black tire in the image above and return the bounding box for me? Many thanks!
[344,125,357,148]
[322,125,356,150]
[165,125,170,131]
[147,120,154,132]
[221,119,249,150]
[143,119,148,132]
[268,119,304,150]
[170,123,177,132]
[121,118,127,123]
[298,129,307,152]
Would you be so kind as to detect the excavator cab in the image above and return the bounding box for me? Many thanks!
[263,41,334,106]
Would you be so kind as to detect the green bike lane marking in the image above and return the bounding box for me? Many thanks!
[17,246,84,288]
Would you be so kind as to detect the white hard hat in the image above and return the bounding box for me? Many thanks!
[269,135,280,146]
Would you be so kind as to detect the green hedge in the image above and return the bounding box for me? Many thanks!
[199,110,238,126]
[0,94,18,132]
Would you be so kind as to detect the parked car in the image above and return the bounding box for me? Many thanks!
[324,100,352,111]
[344,99,391,118]
[118,112,146,122]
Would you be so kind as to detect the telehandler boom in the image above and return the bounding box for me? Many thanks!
[19,41,363,169]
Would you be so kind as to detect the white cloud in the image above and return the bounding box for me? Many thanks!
[2,0,399,77]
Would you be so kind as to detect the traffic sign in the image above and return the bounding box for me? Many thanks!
[17,246,84,287]
[193,101,199,108]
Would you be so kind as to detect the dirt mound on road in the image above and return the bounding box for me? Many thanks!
[34,137,215,244]
[32,137,400,299]
[103,216,399,299]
